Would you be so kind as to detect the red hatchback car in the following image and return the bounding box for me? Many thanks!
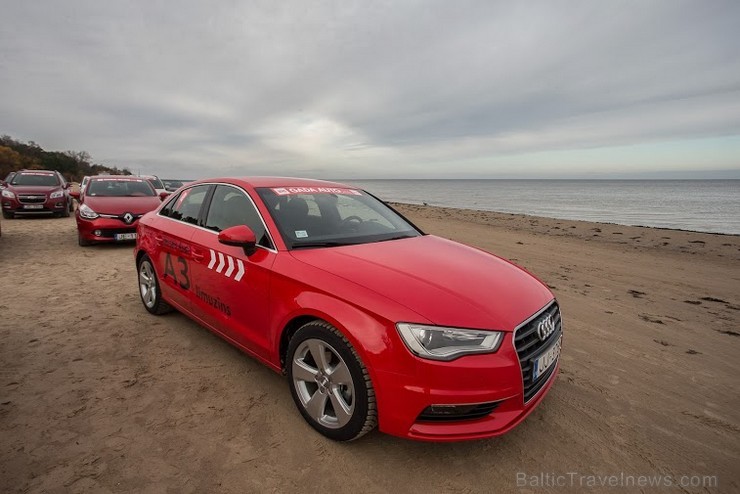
[73,176,163,246]
[134,178,562,441]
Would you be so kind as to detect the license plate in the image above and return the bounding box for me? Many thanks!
[24,204,43,209]
[115,233,137,241]
[533,335,562,380]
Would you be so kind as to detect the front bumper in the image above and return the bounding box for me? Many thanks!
[372,303,562,442]
[76,215,139,244]
[2,197,67,215]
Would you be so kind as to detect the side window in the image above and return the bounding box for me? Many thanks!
[164,185,209,224]
[204,185,272,248]
[159,191,180,218]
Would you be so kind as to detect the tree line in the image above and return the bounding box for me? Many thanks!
[0,135,132,182]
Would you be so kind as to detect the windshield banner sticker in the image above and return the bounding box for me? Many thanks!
[95,178,145,182]
[272,187,362,196]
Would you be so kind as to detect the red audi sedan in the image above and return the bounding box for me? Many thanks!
[134,177,562,441]
[73,176,163,246]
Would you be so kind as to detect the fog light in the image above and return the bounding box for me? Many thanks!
[417,401,501,422]
[94,230,102,236]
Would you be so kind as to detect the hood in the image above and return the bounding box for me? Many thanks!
[83,195,162,215]
[290,235,554,331]
[8,185,61,195]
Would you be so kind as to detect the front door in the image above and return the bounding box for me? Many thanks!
[189,184,276,360]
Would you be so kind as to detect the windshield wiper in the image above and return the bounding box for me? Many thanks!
[373,234,415,243]
[292,241,347,249]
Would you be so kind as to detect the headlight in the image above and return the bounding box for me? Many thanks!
[78,203,99,219]
[1,189,15,199]
[396,323,503,361]
[50,189,65,199]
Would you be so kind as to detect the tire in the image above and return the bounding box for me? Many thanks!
[287,321,377,441]
[62,201,71,217]
[137,254,173,315]
[2,211,12,219]
[78,233,91,247]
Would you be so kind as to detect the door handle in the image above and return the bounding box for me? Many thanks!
[154,234,163,244]
[192,250,205,262]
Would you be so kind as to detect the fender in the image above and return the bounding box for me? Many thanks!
[273,290,426,435]
[274,290,417,377]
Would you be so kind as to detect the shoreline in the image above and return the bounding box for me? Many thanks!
[391,202,740,263]
[388,201,740,237]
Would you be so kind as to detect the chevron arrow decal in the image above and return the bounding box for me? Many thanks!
[225,255,235,278]
[204,249,247,282]
[234,259,245,281]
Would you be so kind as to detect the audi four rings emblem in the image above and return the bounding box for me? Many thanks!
[537,315,556,341]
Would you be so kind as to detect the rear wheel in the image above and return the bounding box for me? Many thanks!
[287,321,377,441]
[138,255,173,315]
[61,202,71,217]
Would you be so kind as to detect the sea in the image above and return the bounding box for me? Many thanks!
[343,180,740,236]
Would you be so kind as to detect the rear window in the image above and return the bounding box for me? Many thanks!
[11,172,60,187]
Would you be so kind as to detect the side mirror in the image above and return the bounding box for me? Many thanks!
[0,181,6,188]
[159,191,171,201]
[70,190,81,200]
[64,183,71,189]
[218,225,257,256]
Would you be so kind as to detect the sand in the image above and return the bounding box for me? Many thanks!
[0,205,738,493]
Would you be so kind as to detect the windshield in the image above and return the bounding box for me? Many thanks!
[87,179,156,197]
[147,177,164,190]
[11,172,59,187]
[257,187,421,249]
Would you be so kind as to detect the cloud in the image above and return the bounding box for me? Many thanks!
[0,0,739,178]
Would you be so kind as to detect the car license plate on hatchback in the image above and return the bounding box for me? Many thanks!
[24,204,43,209]
[115,233,137,241]
[533,335,562,380]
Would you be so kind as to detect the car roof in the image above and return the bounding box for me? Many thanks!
[190,177,357,189]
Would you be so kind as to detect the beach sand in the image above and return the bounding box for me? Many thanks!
[1,206,738,493]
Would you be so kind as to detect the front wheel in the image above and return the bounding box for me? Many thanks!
[287,321,377,441]
[2,211,12,219]
[137,255,173,315]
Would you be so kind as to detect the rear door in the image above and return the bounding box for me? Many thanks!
[188,184,277,360]
[153,184,212,311]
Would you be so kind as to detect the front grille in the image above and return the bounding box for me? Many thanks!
[417,401,501,422]
[514,301,562,404]
[18,195,46,204]
[100,213,142,225]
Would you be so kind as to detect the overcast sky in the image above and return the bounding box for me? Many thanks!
[1,0,739,179]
